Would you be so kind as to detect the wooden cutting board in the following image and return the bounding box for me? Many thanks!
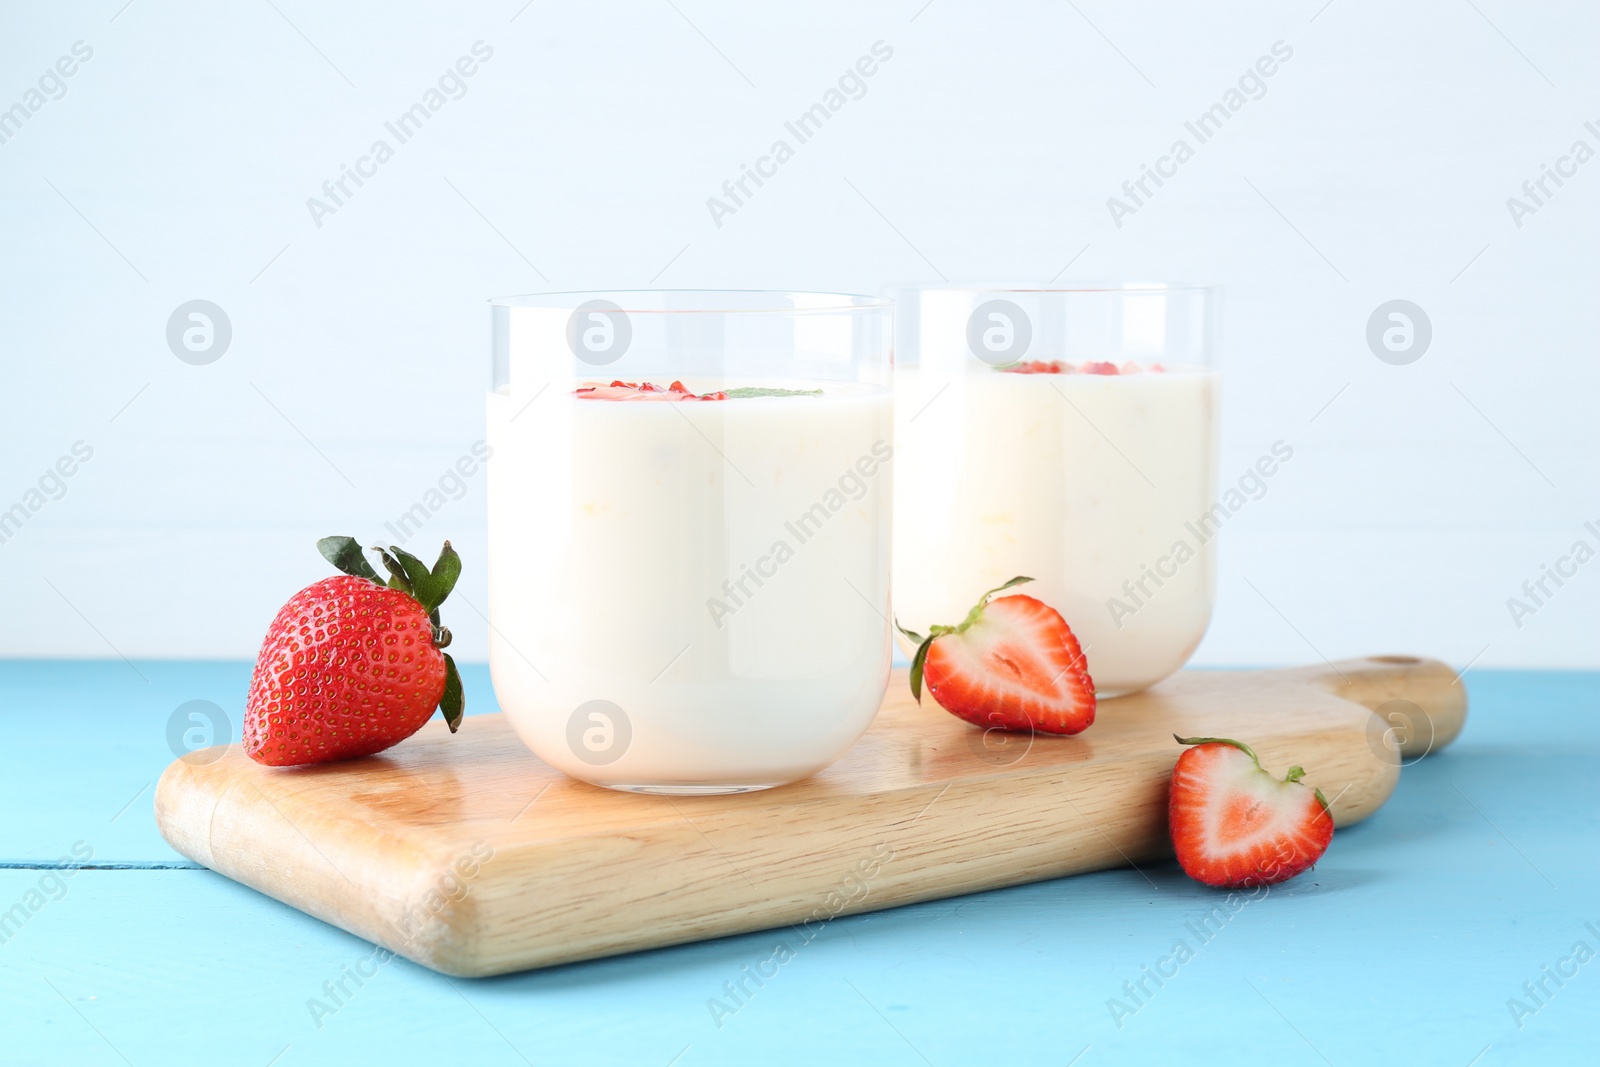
[155,655,1465,977]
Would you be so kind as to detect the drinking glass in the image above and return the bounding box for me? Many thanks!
[487,291,893,792]
[891,283,1220,697]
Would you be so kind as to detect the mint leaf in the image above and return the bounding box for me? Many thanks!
[720,387,823,399]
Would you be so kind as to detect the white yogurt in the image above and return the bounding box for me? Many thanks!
[892,364,1219,696]
[487,379,893,792]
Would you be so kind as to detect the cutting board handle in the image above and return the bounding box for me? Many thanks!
[1299,655,1468,761]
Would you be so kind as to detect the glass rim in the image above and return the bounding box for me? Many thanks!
[488,289,891,314]
[886,280,1220,295]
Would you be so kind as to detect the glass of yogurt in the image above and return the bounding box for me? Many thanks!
[487,291,893,793]
[891,283,1220,697]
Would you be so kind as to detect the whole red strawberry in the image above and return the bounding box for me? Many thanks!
[244,537,465,766]
[896,577,1096,735]
[1168,736,1334,888]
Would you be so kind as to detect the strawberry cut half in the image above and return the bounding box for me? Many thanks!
[896,577,1096,735]
[1168,736,1335,888]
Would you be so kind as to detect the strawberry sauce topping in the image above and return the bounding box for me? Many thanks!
[573,380,728,401]
[999,360,1166,375]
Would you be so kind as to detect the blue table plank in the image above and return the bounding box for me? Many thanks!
[1,662,1596,1064]
[0,660,500,864]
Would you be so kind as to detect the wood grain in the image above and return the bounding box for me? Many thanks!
[154,655,1466,976]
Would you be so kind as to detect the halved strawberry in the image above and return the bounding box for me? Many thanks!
[1168,736,1334,888]
[896,577,1095,735]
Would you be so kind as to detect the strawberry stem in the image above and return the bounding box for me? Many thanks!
[953,576,1034,633]
[1173,735,1261,765]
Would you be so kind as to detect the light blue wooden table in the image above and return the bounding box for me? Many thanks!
[2,661,1595,1065]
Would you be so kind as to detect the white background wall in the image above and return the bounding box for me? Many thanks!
[1,0,1595,669]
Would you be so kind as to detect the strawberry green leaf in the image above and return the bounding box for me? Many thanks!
[720,387,823,399]
[440,653,464,732]
[373,546,414,596]
[894,617,932,703]
[318,536,382,583]
[389,545,434,602]
[907,636,933,703]
[429,541,462,605]
[387,541,461,615]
